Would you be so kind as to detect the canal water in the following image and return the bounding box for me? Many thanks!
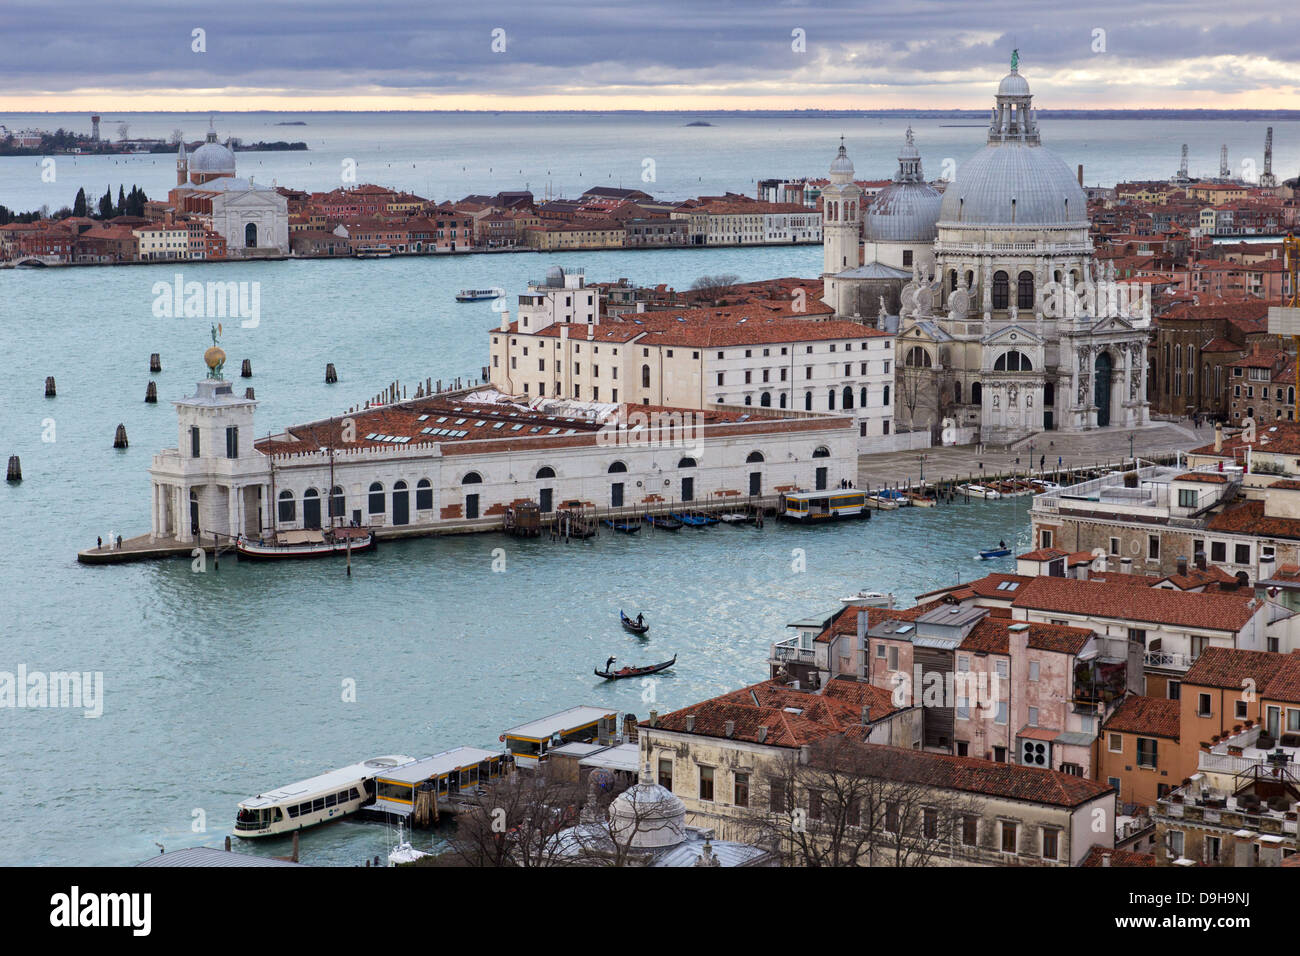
[0,246,1032,865]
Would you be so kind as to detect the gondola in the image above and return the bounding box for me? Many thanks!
[642,513,683,531]
[620,611,650,634]
[595,654,676,680]
[670,512,709,527]
[603,519,641,534]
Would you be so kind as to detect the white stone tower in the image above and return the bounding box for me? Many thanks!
[821,138,862,276]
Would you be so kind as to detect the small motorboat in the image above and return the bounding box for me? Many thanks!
[718,512,751,524]
[959,484,1002,500]
[388,822,428,866]
[236,526,374,560]
[643,513,683,531]
[455,287,505,302]
[620,611,650,634]
[595,654,677,680]
[603,519,641,534]
[840,590,895,608]
[904,490,936,507]
[978,546,1012,560]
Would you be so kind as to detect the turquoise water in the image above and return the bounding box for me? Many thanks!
[0,245,1033,866]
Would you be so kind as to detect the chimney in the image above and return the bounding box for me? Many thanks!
[1177,556,1188,577]
[499,310,510,332]
[1101,851,1112,867]
[861,706,871,724]
[756,725,768,743]
[799,744,811,765]
[685,714,695,732]
[586,322,594,341]
[1120,557,1132,572]
[1195,550,1207,571]
[1077,164,1084,186]
[649,709,658,728]
[1214,422,1223,453]
[724,720,735,738]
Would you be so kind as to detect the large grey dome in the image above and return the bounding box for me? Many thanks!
[938,63,1088,229]
[866,182,942,241]
[938,142,1088,227]
[191,142,236,174]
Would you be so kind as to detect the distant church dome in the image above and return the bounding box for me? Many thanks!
[865,127,942,242]
[938,61,1088,228]
[188,119,236,179]
[608,773,686,849]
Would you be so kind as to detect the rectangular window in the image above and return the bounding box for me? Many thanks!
[922,807,938,838]
[962,816,978,846]
[190,426,201,458]
[658,757,672,790]
[1028,661,1040,682]
[226,426,238,459]
[1108,733,1123,753]
[1178,488,1197,508]
[1148,535,1160,561]
[885,802,899,833]
[1028,706,1039,727]
[1234,543,1250,565]
[1042,829,1059,861]
[887,646,899,671]
[1136,737,1158,769]
[808,789,822,820]
[699,766,714,802]
[1197,693,1212,718]
[1211,541,1226,562]
[770,778,787,813]
[1110,536,1119,555]
[1001,822,1017,854]
[734,772,749,808]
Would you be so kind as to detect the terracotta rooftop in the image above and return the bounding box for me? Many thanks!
[1102,694,1181,739]
[1207,499,1300,543]
[1010,575,1258,632]
[1182,646,1295,695]
[1080,846,1157,867]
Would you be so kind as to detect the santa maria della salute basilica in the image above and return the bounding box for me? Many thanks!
[820,57,1150,444]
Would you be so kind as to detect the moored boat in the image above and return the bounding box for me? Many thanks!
[595,654,677,680]
[779,490,868,522]
[978,546,1012,559]
[603,518,641,534]
[234,754,415,838]
[236,526,374,560]
[670,511,710,527]
[643,513,683,530]
[958,483,1002,499]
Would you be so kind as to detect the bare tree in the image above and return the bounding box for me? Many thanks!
[690,273,741,306]
[439,766,584,868]
[116,122,130,143]
[741,738,980,867]
[898,363,931,432]
[169,129,184,146]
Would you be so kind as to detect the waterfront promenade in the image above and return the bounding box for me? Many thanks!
[855,419,1214,490]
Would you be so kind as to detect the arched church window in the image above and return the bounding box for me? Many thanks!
[992,271,1009,309]
[993,350,1033,372]
[1017,271,1034,310]
[904,346,932,368]
[972,382,983,405]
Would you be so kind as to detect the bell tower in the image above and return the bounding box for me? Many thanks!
[176,138,188,186]
[821,138,862,277]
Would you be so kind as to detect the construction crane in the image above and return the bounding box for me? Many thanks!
[1285,234,1300,420]
[1261,128,1278,188]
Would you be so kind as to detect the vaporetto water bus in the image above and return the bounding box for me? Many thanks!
[777,489,869,522]
[234,755,414,838]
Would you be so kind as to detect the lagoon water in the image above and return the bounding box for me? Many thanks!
[0,241,1039,866]
[2,110,1299,214]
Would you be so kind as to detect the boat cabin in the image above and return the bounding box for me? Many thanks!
[500,706,618,769]
[778,490,867,521]
[234,754,414,838]
[372,747,511,817]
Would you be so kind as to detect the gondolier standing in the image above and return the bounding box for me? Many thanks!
[605,656,616,672]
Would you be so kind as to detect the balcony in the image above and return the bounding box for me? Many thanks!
[770,636,817,666]
[1143,650,1196,672]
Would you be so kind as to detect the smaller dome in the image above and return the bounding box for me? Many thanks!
[829,140,855,183]
[545,265,565,286]
[997,70,1031,98]
[609,780,686,849]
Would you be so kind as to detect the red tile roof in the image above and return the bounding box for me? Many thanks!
[1080,846,1157,867]
[1207,499,1300,543]
[1102,695,1181,739]
[1011,575,1259,632]
[1181,646,1293,692]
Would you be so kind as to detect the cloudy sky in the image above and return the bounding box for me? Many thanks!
[4,0,1299,111]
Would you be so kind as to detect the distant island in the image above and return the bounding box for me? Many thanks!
[275,121,308,126]
[685,121,714,127]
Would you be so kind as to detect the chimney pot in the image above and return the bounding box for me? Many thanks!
[724,720,735,738]
[756,725,768,743]
[685,714,695,732]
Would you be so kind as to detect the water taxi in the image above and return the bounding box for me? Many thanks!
[234,754,414,838]
[235,526,374,560]
[958,483,1002,499]
[455,287,505,302]
[840,590,895,608]
[778,489,868,522]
